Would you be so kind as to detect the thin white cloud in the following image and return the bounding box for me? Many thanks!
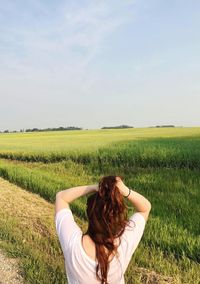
[0,1,135,76]
[0,0,137,102]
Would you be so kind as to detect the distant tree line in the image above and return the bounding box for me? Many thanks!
[149,125,175,128]
[101,125,134,129]
[25,126,82,132]
[0,126,82,133]
[0,124,180,133]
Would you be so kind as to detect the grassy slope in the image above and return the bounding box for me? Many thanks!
[0,158,199,283]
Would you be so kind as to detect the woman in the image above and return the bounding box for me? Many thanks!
[55,176,151,284]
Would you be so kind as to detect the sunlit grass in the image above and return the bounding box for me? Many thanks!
[0,127,200,154]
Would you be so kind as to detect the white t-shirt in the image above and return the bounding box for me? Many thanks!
[55,208,146,284]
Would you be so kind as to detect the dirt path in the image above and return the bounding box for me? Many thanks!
[0,177,55,284]
[0,247,24,284]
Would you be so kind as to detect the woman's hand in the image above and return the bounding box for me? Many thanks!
[115,177,130,196]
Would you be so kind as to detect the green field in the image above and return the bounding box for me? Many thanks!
[0,127,200,283]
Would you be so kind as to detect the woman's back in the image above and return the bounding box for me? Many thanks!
[81,234,119,263]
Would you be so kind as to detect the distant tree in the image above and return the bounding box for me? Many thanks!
[155,125,175,128]
[101,125,134,129]
[25,126,83,132]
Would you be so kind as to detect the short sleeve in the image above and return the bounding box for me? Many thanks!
[121,212,146,272]
[55,208,82,252]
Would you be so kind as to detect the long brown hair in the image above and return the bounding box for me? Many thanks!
[85,175,131,284]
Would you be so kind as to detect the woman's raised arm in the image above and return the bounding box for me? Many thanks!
[55,184,98,214]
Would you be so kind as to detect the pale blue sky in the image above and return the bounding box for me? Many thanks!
[0,0,200,131]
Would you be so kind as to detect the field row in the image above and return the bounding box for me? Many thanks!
[0,137,200,171]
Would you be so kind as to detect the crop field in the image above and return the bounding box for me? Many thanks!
[0,127,200,284]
